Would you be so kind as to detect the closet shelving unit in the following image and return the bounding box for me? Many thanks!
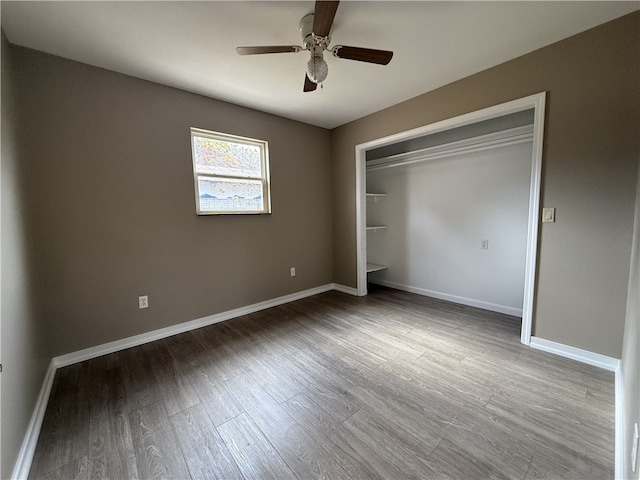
[366,193,388,273]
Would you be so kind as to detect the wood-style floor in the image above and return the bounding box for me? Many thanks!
[29,286,615,479]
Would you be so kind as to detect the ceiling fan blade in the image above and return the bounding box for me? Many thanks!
[332,45,393,65]
[313,1,340,38]
[304,74,318,92]
[236,46,301,55]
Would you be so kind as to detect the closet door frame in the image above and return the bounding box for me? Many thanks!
[355,92,546,346]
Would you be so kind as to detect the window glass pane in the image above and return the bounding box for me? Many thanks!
[197,177,264,212]
[193,136,262,178]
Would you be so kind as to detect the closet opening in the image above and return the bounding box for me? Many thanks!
[355,93,546,345]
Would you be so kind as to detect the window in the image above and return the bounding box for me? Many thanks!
[190,127,271,215]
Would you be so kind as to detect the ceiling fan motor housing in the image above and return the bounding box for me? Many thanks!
[299,13,331,49]
[237,1,392,92]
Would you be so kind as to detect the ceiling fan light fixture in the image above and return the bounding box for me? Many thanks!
[306,52,328,84]
[236,0,394,92]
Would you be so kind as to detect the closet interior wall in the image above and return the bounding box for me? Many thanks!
[365,113,534,317]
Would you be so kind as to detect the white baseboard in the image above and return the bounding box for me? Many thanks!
[615,364,624,480]
[11,359,57,480]
[370,279,523,317]
[529,336,620,372]
[14,283,343,478]
[528,336,623,478]
[54,284,335,368]
[332,283,359,296]
[13,286,622,479]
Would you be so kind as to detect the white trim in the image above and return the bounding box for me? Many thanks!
[528,339,624,479]
[332,283,359,296]
[12,283,352,477]
[355,92,546,345]
[370,279,523,317]
[54,284,335,368]
[615,364,624,480]
[529,336,620,372]
[367,135,533,172]
[355,141,368,297]
[366,125,534,170]
[11,360,57,480]
[10,284,621,478]
[521,93,546,346]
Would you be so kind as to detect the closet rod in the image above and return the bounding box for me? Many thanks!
[366,125,533,172]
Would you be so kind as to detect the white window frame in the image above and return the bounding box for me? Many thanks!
[190,127,271,215]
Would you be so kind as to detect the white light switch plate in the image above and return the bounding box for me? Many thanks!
[542,207,556,223]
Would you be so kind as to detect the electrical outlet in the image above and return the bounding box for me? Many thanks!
[632,422,639,473]
[290,267,296,277]
[480,239,489,250]
[138,295,148,309]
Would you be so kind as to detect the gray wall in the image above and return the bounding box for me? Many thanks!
[3,11,639,476]
[1,34,51,478]
[12,46,333,356]
[621,166,640,479]
[331,12,639,358]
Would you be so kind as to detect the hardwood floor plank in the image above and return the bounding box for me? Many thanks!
[282,303,388,369]
[378,356,495,408]
[286,353,362,422]
[290,347,452,451]
[147,339,199,417]
[282,393,404,479]
[339,350,464,421]
[216,413,297,480]
[244,355,302,404]
[225,320,303,404]
[189,327,248,381]
[170,332,243,427]
[225,371,351,479]
[87,365,138,479]
[230,310,303,357]
[28,286,615,480]
[30,362,92,479]
[525,440,613,479]
[170,403,244,480]
[426,436,517,480]
[88,359,127,427]
[129,402,191,479]
[429,404,534,479]
[88,411,139,480]
[43,456,90,480]
[224,370,298,433]
[457,352,616,420]
[486,386,614,461]
[343,407,440,478]
[120,345,162,412]
[268,422,352,480]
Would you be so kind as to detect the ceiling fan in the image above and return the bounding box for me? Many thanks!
[236,1,393,92]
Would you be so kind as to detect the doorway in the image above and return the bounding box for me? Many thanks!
[355,93,546,345]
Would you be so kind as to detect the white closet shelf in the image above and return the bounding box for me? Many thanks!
[366,225,388,231]
[366,263,387,273]
[366,193,387,203]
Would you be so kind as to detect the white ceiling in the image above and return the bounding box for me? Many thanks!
[2,1,638,129]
